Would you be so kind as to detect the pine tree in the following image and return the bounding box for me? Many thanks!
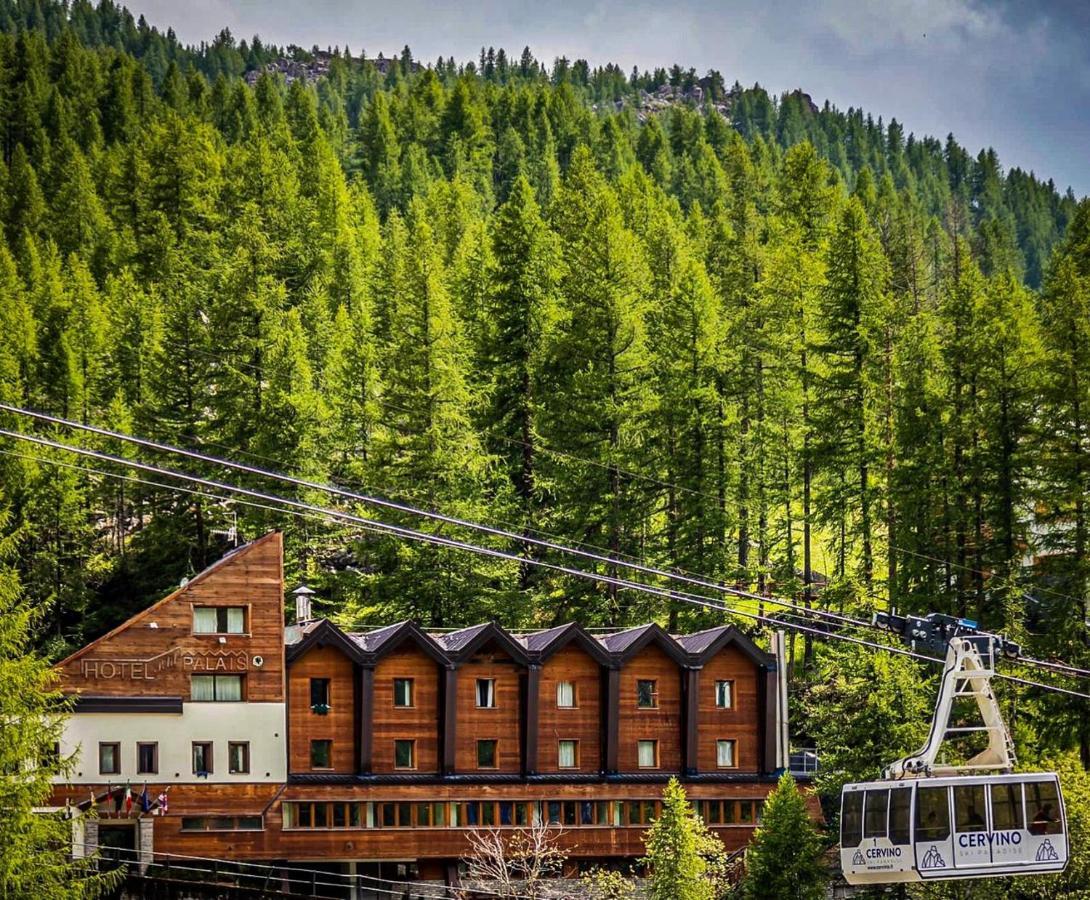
[741,773,826,900]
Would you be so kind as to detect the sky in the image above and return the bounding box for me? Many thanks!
[125,0,1090,198]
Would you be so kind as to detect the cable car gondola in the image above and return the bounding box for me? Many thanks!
[840,613,1068,884]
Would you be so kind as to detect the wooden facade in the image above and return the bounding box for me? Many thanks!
[50,532,811,886]
[54,532,285,703]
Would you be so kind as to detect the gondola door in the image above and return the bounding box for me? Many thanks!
[952,784,990,870]
[914,784,954,878]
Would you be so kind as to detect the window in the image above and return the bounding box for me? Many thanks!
[889,788,912,845]
[915,785,950,842]
[953,784,987,833]
[556,681,576,708]
[137,742,158,775]
[476,679,496,708]
[477,740,497,769]
[637,740,658,768]
[99,742,120,776]
[837,788,863,845]
[991,782,1024,831]
[192,742,213,775]
[228,742,250,774]
[394,740,415,769]
[181,815,262,832]
[311,740,332,769]
[636,680,657,708]
[310,678,330,711]
[191,674,243,702]
[394,679,414,707]
[558,740,578,769]
[864,789,889,838]
[1026,780,1064,836]
[715,680,734,709]
[716,739,736,768]
[193,606,245,634]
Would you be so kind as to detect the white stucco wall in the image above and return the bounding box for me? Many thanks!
[57,702,286,784]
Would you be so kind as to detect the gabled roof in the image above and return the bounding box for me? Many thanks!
[434,622,530,666]
[598,622,690,666]
[349,620,448,667]
[285,618,366,664]
[518,622,612,666]
[55,531,282,670]
[675,624,775,668]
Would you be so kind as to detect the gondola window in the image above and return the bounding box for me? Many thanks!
[954,785,988,833]
[889,788,911,845]
[1026,781,1063,835]
[842,791,863,847]
[991,782,1024,831]
[864,789,889,838]
[915,786,950,842]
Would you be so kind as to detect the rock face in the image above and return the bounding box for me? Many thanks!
[594,83,731,122]
[244,51,421,86]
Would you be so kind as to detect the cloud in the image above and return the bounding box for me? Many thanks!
[124,0,1090,196]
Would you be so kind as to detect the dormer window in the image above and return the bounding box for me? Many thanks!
[193,606,245,634]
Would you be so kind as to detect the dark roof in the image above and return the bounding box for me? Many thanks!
[351,621,408,652]
[285,618,365,664]
[598,623,656,654]
[434,623,492,653]
[350,620,448,666]
[517,622,612,665]
[519,623,572,653]
[285,619,768,671]
[598,622,690,666]
[676,625,775,668]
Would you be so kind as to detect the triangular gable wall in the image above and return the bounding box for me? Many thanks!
[55,532,285,702]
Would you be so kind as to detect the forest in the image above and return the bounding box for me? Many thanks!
[2,3,1090,878]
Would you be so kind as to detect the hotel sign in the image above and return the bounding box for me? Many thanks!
[79,647,250,681]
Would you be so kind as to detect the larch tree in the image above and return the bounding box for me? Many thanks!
[543,147,652,624]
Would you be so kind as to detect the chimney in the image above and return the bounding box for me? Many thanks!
[292,584,316,623]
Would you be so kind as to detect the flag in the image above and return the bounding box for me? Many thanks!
[156,790,169,816]
[140,784,151,814]
[112,782,122,815]
[88,789,96,812]
[124,784,133,815]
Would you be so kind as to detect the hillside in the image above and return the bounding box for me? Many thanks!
[0,0,1087,724]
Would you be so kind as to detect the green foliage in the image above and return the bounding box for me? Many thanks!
[742,772,827,900]
[641,778,724,900]
[0,495,119,897]
[798,642,931,795]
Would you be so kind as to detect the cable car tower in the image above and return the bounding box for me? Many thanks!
[840,613,1068,885]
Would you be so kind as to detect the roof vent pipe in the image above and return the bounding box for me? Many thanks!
[292,584,316,623]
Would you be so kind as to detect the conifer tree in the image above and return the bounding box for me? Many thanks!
[741,773,826,900]
[642,778,722,900]
[369,199,513,625]
[544,148,652,623]
[813,197,891,584]
[0,493,120,898]
[480,175,559,587]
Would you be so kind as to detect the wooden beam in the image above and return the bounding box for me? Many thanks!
[442,665,458,775]
[523,664,541,776]
[684,667,700,775]
[604,666,620,774]
[357,665,374,775]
